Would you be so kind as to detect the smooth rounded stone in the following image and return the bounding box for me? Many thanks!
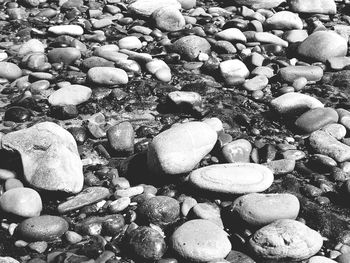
[270,93,324,115]
[0,62,22,81]
[290,0,336,14]
[0,257,19,263]
[48,25,84,36]
[0,169,16,180]
[181,196,197,217]
[57,187,110,214]
[127,226,166,260]
[178,0,196,9]
[243,75,268,91]
[129,0,181,16]
[18,39,45,57]
[231,193,300,226]
[4,106,31,122]
[30,80,50,94]
[190,203,223,228]
[264,11,303,30]
[279,66,323,83]
[138,196,180,227]
[327,57,350,71]
[222,139,252,163]
[168,91,202,108]
[309,256,337,263]
[297,31,347,63]
[16,215,69,242]
[337,108,350,130]
[47,47,81,65]
[322,123,346,140]
[1,122,84,193]
[254,32,288,47]
[109,197,130,213]
[309,130,350,162]
[118,36,142,50]
[295,107,338,133]
[203,117,223,133]
[171,219,231,262]
[65,231,83,244]
[87,67,128,85]
[48,85,92,106]
[225,250,256,263]
[5,178,23,191]
[281,149,306,161]
[263,159,295,175]
[231,0,285,9]
[189,163,274,194]
[283,30,308,43]
[22,52,48,72]
[115,185,144,198]
[147,121,217,175]
[172,35,211,61]
[145,59,171,82]
[215,28,247,43]
[107,122,134,156]
[82,56,115,70]
[152,6,185,32]
[336,253,350,263]
[0,187,42,217]
[249,219,323,260]
[251,66,274,78]
[220,59,250,85]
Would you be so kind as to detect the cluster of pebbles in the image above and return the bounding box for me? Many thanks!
[3,0,350,262]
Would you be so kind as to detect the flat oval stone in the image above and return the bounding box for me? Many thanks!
[118,36,142,50]
[249,219,323,260]
[170,219,231,262]
[48,85,92,106]
[48,25,84,36]
[189,163,274,194]
[0,187,42,217]
[4,106,31,122]
[57,187,110,214]
[295,107,338,133]
[230,193,300,226]
[0,62,22,81]
[222,139,252,163]
[87,67,128,85]
[17,215,69,241]
[279,66,323,82]
[48,47,81,65]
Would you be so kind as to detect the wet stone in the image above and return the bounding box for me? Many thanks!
[172,35,211,61]
[0,62,22,81]
[47,47,81,65]
[4,106,31,122]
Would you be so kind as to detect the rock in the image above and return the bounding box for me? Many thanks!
[4,106,31,122]
[309,130,350,162]
[243,75,269,91]
[118,36,143,50]
[172,35,211,61]
[336,253,350,263]
[22,52,49,71]
[126,226,166,260]
[263,159,295,175]
[215,28,247,43]
[0,187,42,217]
[57,187,110,214]
[181,197,197,217]
[47,47,81,65]
[4,179,23,191]
[327,56,350,71]
[270,93,324,115]
[264,11,303,30]
[170,219,231,262]
[1,122,84,193]
[231,0,285,9]
[189,163,274,194]
[322,123,347,140]
[82,56,115,70]
[222,139,252,163]
[279,66,324,82]
[147,121,217,175]
[290,0,336,14]
[167,91,202,109]
[297,31,347,62]
[48,85,92,106]
[102,214,125,236]
[309,256,337,263]
[0,62,22,81]
[18,39,45,57]
[177,0,196,9]
[190,203,223,228]
[225,250,256,263]
[87,67,128,85]
[254,32,288,47]
[283,29,308,43]
[0,169,16,180]
[107,122,135,156]
[17,215,69,241]
[109,197,130,213]
[230,193,300,226]
[295,107,339,133]
[145,59,172,82]
[220,59,250,85]
[138,196,180,227]
[152,6,185,32]
[48,25,84,36]
[0,257,19,263]
[249,219,323,260]
[128,0,181,16]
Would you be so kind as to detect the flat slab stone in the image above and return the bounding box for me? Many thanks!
[189,163,274,194]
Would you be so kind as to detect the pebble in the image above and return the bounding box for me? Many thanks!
[18,39,45,57]
[48,85,92,106]
[322,123,347,140]
[264,11,303,30]
[336,253,350,263]
[128,0,181,16]
[283,29,308,43]
[0,169,16,180]
[190,203,223,227]
[17,215,69,241]
[181,197,197,217]
[172,35,211,61]
[249,219,323,260]
[0,62,22,81]
[230,193,300,226]
[152,6,185,32]
[220,59,250,85]
[4,106,31,122]
[216,28,247,43]
[115,185,144,197]
[232,0,285,9]
[64,231,83,244]
[147,121,217,175]
[107,122,134,156]
[87,67,128,85]
[48,47,81,65]
[290,0,336,14]
[145,59,172,82]
[222,139,252,163]
[109,197,130,213]
[189,163,274,194]
[0,187,42,217]
[4,178,23,190]
[327,56,350,71]
[279,66,324,83]
[48,25,84,36]
[118,36,143,50]
[243,75,268,91]
[0,257,19,263]
[171,219,231,262]
[309,256,337,263]
[254,32,288,47]
[263,159,295,175]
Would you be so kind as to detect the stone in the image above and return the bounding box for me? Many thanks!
[4,106,31,122]
[243,75,268,91]
[0,62,22,81]
[263,159,295,175]
[283,30,308,43]
[189,163,274,194]
[168,91,202,109]
[0,257,19,263]
[231,0,285,9]
[5,178,23,190]
[47,47,81,65]
[225,250,256,263]
[290,0,336,14]
[309,256,337,263]
[0,187,42,217]
[57,187,110,214]
[327,56,350,71]
[254,32,288,47]
[181,197,197,217]
[102,214,125,236]
[249,219,323,260]
[109,197,130,213]
[222,139,252,163]
[0,169,16,180]
[126,226,166,260]
[48,25,84,36]
[118,36,143,50]
[48,85,92,106]
[230,193,300,226]
[128,0,181,16]
[336,253,350,263]
[18,39,45,57]
[190,203,223,228]
[137,196,180,227]
[215,28,247,43]
[152,6,185,32]
[82,56,115,70]
[279,66,323,83]
[177,0,196,9]
[107,122,135,156]
[297,31,347,62]
[309,130,350,162]
[172,35,211,61]
[264,11,303,30]
[270,93,324,115]
[1,122,84,193]
[146,59,172,82]
[87,67,128,85]
[147,121,217,175]
[220,59,250,85]
[322,123,347,140]
[170,219,231,262]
